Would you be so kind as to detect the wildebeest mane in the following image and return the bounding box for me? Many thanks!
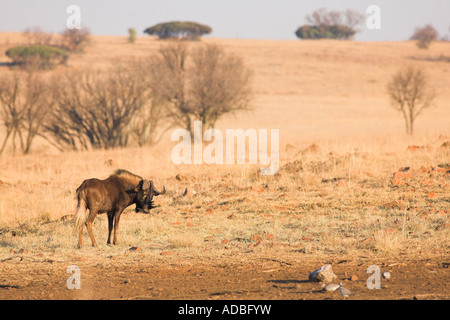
[113,169,143,188]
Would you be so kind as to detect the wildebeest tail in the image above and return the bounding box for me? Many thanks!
[74,186,87,233]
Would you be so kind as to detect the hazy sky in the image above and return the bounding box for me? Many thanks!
[1,0,449,41]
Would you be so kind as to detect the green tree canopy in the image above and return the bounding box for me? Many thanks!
[5,45,68,69]
[295,25,356,40]
[143,21,212,40]
[295,8,363,40]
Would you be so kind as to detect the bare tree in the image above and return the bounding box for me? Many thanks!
[189,44,252,133]
[145,42,191,134]
[328,10,343,25]
[146,42,252,137]
[45,61,153,150]
[130,95,173,147]
[0,73,22,154]
[387,66,435,135]
[306,8,331,26]
[305,8,364,30]
[128,58,174,146]
[410,24,438,49]
[23,26,53,46]
[60,27,91,52]
[344,9,365,31]
[0,71,55,154]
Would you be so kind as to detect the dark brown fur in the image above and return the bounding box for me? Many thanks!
[74,169,165,248]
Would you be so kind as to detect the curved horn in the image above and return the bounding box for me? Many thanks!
[150,180,166,195]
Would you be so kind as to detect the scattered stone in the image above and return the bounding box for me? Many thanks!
[250,233,263,242]
[407,145,432,152]
[350,275,358,281]
[129,246,141,252]
[382,271,391,279]
[308,264,338,284]
[251,186,265,193]
[426,192,436,199]
[391,171,413,186]
[337,180,347,188]
[11,248,28,254]
[160,251,176,256]
[321,283,340,292]
[73,256,87,261]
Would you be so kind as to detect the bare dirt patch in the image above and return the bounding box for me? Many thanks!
[0,253,448,300]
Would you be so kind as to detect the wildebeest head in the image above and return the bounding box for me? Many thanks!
[134,179,166,213]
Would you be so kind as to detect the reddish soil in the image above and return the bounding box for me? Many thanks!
[1,256,448,300]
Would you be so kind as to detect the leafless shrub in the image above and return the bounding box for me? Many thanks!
[44,58,173,151]
[130,94,173,147]
[305,8,364,30]
[59,27,91,52]
[44,61,154,150]
[410,24,438,49]
[22,26,53,46]
[145,42,191,133]
[344,9,365,31]
[0,71,56,154]
[189,44,252,132]
[146,42,252,136]
[2,42,251,153]
[386,66,435,135]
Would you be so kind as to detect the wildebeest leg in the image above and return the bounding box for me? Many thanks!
[112,210,123,245]
[86,209,98,247]
[77,223,83,248]
[107,212,114,245]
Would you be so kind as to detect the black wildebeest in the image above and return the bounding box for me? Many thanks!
[74,169,166,248]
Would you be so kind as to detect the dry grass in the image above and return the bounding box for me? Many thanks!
[0,140,448,262]
[0,33,449,263]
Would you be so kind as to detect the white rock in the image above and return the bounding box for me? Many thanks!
[321,283,340,292]
[309,264,338,283]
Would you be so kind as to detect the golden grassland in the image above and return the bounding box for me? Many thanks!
[0,33,449,263]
